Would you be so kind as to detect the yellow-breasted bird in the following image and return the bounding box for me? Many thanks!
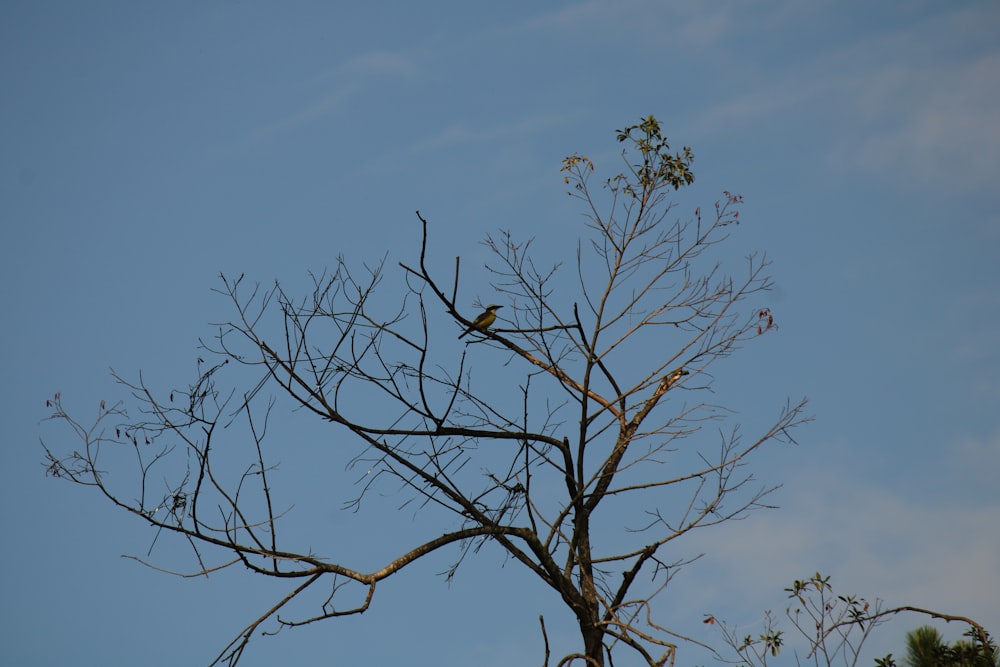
[459,304,502,339]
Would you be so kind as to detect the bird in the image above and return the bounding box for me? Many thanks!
[459,304,502,339]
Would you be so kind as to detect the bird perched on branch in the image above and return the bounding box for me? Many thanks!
[459,304,502,339]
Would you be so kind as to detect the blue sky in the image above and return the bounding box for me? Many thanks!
[2,2,998,665]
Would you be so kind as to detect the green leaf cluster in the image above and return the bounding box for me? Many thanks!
[611,114,695,196]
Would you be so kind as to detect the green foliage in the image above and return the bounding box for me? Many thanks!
[903,625,999,667]
[786,572,832,596]
[611,114,695,196]
[737,629,784,658]
[905,626,945,667]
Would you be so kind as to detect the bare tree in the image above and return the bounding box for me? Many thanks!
[42,115,809,667]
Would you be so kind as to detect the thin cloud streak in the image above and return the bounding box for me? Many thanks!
[244,48,423,147]
[518,0,736,48]
[336,50,422,79]
[408,113,572,154]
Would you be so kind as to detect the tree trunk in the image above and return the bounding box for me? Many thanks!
[578,618,605,667]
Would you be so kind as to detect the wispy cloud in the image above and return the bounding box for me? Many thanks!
[675,454,1000,635]
[517,0,737,49]
[848,52,1000,191]
[690,4,1000,192]
[517,0,620,32]
[949,430,1000,489]
[332,50,422,81]
[256,85,360,139]
[408,113,571,155]
[244,48,423,147]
